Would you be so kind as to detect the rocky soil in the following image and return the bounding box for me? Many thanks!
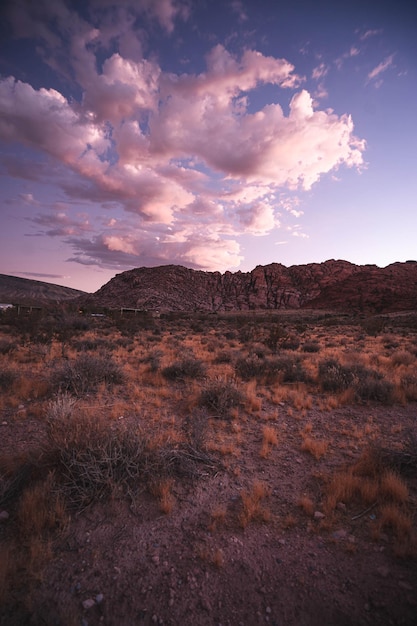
[1,404,416,626]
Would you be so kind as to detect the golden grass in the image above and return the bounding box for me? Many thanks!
[297,495,315,516]
[301,436,328,460]
[208,505,227,532]
[260,425,279,458]
[239,480,271,528]
[151,478,175,514]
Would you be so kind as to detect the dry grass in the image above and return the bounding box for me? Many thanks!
[301,436,329,460]
[208,505,228,532]
[1,309,417,619]
[298,495,315,516]
[151,478,175,514]
[239,480,271,528]
[260,425,279,458]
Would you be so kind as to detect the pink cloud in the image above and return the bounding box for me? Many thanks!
[367,55,395,83]
[0,8,366,273]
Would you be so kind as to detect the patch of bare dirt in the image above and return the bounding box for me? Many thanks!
[1,403,416,626]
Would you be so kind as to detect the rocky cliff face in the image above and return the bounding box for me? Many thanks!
[81,260,417,313]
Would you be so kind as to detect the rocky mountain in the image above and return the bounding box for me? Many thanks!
[82,260,417,313]
[0,274,87,305]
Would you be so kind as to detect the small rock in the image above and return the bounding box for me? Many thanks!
[314,511,325,520]
[376,566,390,578]
[332,529,347,540]
[266,606,272,614]
[95,593,104,604]
[336,502,347,512]
[152,555,160,565]
[0,511,9,521]
[82,598,95,610]
[1,421,7,426]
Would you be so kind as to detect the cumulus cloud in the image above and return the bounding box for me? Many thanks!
[0,1,366,272]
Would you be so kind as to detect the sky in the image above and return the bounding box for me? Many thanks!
[0,0,416,293]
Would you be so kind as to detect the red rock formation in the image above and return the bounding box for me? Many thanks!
[80,260,417,313]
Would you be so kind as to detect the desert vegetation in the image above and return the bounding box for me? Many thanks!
[0,306,416,625]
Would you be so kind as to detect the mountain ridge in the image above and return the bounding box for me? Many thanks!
[81,260,417,313]
[0,274,87,305]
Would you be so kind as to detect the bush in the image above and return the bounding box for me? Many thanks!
[0,368,17,391]
[235,355,266,381]
[355,372,394,403]
[302,341,320,353]
[0,340,15,355]
[199,379,245,418]
[318,359,394,403]
[162,358,205,381]
[71,338,115,352]
[213,351,233,364]
[142,350,163,372]
[270,356,308,383]
[47,410,165,507]
[318,359,355,392]
[50,354,125,395]
[235,354,308,383]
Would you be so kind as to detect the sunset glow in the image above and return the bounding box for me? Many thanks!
[0,0,416,292]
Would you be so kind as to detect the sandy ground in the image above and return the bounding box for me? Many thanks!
[1,402,416,626]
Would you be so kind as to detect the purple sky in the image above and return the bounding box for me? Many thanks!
[0,0,416,293]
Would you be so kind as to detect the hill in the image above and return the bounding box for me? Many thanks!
[0,274,87,306]
[82,260,417,313]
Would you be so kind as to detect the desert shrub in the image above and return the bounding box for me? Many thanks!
[71,338,115,352]
[142,350,163,372]
[162,358,206,381]
[361,317,385,335]
[268,355,308,383]
[318,359,356,392]
[199,379,245,418]
[401,375,417,401]
[235,354,307,383]
[264,324,286,352]
[318,359,393,403]
[0,340,15,355]
[302,341,320,353]
[235,355,266,380]
[391,350,415,367]
[355,371,394,403]
[0,368,17,391]
[280,335,300,351]
[50,354,125,395]
[213,350,233,364]
[47,414,163,507]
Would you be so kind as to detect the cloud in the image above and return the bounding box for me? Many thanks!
[335,45,361,71]
[312,63,328,80]
[367,54,395,85]
[0,3,366,273]
[359,29,383,41]
[14,271,69,280]
[27,210,92,237]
